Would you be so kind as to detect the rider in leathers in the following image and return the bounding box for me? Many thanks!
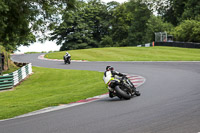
[103,66,140,98]
[64,52,71,61]
[64,52,71,58]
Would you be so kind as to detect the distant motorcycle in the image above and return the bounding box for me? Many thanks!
[63,55,71,64]
[108,75,140,100]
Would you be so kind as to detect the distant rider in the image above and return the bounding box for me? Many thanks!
[64,52,71,60]
[103,66,140,98]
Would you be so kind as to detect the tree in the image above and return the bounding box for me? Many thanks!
[181,0,200,21]
[155,0,200,26]
[109,0,152,46]
[126,0,152,45]
[51,0,110,50]
[110,3,131,46]
[100,35,113,47]
[172,19,200,42]
[0,0,75,51]
[145,15,174,42]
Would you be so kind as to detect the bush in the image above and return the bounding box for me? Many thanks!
[172,19,200,42]
[100,36,113,47]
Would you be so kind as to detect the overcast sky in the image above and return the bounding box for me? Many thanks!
[16,0,128,53]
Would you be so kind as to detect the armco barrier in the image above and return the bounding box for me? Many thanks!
[155,41,200,48]
[0,63,32,90]
[0,74,13,90]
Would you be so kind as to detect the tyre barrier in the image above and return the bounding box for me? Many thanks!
[14,62,28,67]
[0,63,32,90]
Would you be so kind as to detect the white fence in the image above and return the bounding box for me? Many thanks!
[12,63,32,85]
[0,63,32,90]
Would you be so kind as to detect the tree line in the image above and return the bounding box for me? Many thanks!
[0,0,199,51]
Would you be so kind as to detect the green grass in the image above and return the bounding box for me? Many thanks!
[45,46,200,61]
[25,51,47,54]
[0,67,106,120]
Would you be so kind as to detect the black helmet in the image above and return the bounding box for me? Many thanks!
[106,66,114,71]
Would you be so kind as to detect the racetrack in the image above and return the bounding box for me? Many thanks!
[1,53,200,133]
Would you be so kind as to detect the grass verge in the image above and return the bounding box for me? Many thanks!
[0,67,106,120]
[45,46,200,61]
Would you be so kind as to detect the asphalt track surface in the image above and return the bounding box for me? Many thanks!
[1,53,200,133]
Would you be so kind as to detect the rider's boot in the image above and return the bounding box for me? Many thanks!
[109,90,114,98]
[132,87,141,96]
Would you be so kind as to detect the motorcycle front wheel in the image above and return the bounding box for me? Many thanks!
[115,86,131,100]
[68,59,71,64]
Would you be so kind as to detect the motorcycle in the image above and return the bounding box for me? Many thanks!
[63,55,71,64]
[107,75,140,100]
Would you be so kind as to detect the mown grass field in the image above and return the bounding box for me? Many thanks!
[0,67,106,120]
[45,46,200,61]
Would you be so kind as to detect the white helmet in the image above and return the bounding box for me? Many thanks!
[66,52,68,54]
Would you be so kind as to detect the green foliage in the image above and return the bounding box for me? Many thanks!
[0,0,75,51]
[0,46,18,74]
[172,19,200,42]
[110,0,153,46]
[126,0,152,45]
[51,0,111,50]
[52,0,155,50]
[111,3,130,46]
[155,0,200,26]
[2,0,198,51]
[145,15,174,42]
[181,0,200,21]
[100,36,113,47]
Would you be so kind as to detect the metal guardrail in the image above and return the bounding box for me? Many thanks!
[0,63,32,90]
[0,74,13,90]
[155,41,200,48]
